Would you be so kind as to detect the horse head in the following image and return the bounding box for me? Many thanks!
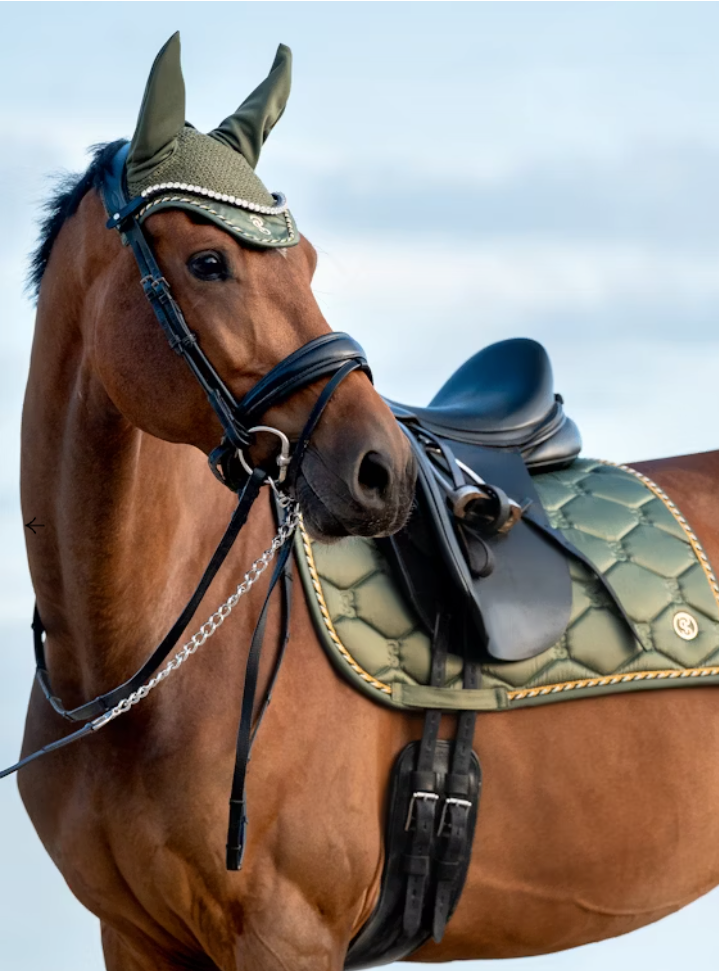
[90,32,415,540]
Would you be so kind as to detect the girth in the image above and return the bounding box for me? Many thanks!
[345,615,482,968]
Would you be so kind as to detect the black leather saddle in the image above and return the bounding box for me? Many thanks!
[388,337,581,469]
[383,338,582,663]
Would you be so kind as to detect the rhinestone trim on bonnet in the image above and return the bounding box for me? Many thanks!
[139,182,289,216]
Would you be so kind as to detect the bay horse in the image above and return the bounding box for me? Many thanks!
[16,33,719,971]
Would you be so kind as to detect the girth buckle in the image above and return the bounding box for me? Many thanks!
[237,425,292,485]
[437,796,472,837]
[404,791,439,831]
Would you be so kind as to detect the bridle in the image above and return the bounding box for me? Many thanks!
[102,143,370,492]
[3,144,372,869]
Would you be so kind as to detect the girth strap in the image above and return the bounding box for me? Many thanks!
[345,617,483,967]
[432,652,480,941]
[402,613,449,936]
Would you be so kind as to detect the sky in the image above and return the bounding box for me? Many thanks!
[2,2,719,968]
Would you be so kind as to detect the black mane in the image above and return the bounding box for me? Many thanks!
[28,139,127,297]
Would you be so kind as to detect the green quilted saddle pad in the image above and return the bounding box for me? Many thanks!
[295,459,719,712]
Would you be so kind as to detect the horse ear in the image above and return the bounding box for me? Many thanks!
[127,32,186,185]
[210,44,292,169]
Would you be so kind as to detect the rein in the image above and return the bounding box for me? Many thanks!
[3,145,371,870]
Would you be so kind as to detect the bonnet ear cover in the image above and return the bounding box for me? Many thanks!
[211,44,292,169]
[123,34,298,250]
[127,32,186,186]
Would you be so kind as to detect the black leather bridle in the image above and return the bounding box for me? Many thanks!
[3,144,372,870]
[102,143,371,491]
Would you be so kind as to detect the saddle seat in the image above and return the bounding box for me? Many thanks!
[388,338,581,469]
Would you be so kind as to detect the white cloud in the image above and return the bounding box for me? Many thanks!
[313,235,719,339]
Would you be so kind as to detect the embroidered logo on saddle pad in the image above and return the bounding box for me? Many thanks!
[296,460,719,712]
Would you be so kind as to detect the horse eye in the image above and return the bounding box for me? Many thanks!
[188,251,229,282]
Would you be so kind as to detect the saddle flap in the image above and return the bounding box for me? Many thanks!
[389,434,573,663]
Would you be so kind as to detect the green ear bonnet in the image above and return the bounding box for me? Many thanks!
[125,33,297,249]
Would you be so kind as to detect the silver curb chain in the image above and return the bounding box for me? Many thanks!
[90,501,301,733]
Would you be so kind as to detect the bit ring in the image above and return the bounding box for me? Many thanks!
[237,426,292,484]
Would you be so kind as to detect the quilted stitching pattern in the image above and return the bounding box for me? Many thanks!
[297,460,719,710]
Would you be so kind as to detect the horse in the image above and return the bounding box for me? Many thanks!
[16,32,719,971]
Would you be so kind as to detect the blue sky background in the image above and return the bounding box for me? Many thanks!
[2,2,719,968]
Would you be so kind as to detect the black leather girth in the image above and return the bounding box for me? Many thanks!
[404,622,480,946]
[344,621,482,969]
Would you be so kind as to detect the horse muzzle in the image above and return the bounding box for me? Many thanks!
[295,443,417,541]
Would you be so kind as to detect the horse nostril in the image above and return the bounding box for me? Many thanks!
[357,451,391,499]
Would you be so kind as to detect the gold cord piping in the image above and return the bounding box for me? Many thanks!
[601,460,719,614]
[299,518,392,695]
[508,665,719,701]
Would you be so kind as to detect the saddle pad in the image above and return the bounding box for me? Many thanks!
[295,459,719,711]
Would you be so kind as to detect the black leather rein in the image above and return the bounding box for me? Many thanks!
[3,145,371,870]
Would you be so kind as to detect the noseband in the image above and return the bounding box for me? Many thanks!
[4,145,373,870]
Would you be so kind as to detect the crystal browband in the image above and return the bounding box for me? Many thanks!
[138,183,289,216]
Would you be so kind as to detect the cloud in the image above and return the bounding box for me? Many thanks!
[278,138,719,249]
[312,235,719,349]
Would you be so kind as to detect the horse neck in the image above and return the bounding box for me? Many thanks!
[21,201,263,704]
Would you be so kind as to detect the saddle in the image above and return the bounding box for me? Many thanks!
[385,337,581,665]
[389,336,581,467]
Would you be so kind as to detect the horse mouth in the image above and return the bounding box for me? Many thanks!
[294,469,414,543]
